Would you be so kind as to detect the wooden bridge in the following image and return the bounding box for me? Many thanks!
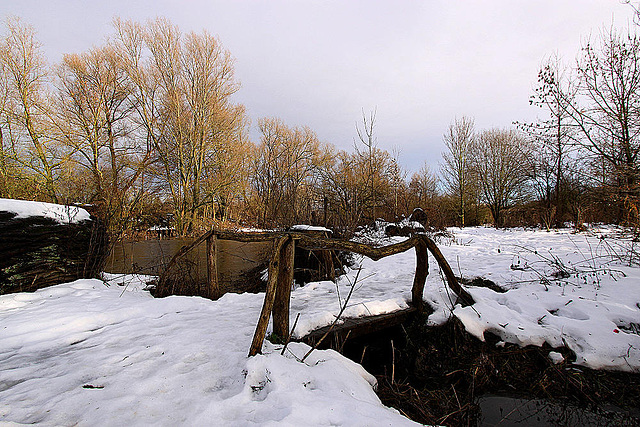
[158,229,474,357]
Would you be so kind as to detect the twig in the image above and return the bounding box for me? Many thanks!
[360,345,368,364]
[119,280,130,297]
[391,339,395,384]
[337,330,351,353]
[301,266,363,363]
[280,313,301,356]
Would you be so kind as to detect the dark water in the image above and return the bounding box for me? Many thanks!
[105,238,271,287]
[478,395,640,426]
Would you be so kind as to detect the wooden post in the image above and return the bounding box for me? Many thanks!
[206,234,220,299]
[421,235,475,306]
[412,239,428,313]
[323,196,328,226]
[322,250,335,281]
[272,237,295,340]
[248,236,289,357]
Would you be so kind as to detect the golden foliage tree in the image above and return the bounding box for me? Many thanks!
[251,117,329,227]
[0,17,61,202]
[114,18,248,235]
[56,45,151,236]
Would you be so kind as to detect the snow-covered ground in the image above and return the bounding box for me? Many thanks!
[449,227,640,371]
[291,225,640,371]
[0,277,416,426]
[1,225,639,425]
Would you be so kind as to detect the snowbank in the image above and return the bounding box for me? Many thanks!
[286,227,640,371]
[290,224,332,233]
[442,226,640,371]
[0,279,416,426]
[0,198,90,224]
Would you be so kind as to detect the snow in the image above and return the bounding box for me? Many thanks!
[548,351,565,364]
[1,225,639,425]
[0,278,416,426]
[402,221,425,230]
[100,272,157,291]
[0,198,90,224]
[147,225,174,231]
[442,226,640,371]
[290,224,332,233]
[286,226,640,371]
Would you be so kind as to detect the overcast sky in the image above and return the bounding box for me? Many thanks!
[2,1,637,173]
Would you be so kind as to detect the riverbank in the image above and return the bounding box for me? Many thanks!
[342,316,640,425]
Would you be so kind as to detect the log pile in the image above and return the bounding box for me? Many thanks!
[0,209,108,294]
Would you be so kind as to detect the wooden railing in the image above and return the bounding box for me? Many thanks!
[157,230,474,357]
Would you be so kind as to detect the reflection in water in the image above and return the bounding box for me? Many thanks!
[105,239,271,292]
[106,239,194,276]
[478,395,639,426]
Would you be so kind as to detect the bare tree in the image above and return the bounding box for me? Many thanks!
[318,143,399,234]
[199,103,249,223]
[355,109,380,222]
[251,117,326,227]
[318,150,361,232]
[409,162,438,208]
[56,45,152,236]
[0,47,22,198]
[352,109,402,224]
[553,28,640,222]
[473,128,530,227]
[441,116,476,227]
[521,56,578,227]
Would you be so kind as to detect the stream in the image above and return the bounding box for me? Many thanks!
[105,238,271,291]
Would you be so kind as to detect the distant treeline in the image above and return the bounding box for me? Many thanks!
[0,17,638,238]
